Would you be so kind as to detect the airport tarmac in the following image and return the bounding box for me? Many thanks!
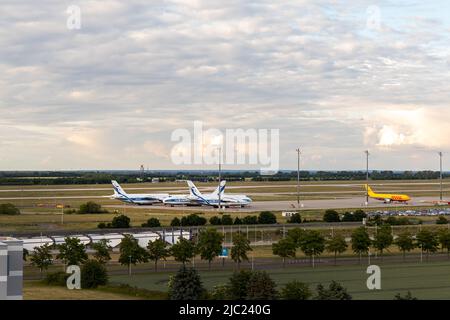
[104,196,447,212]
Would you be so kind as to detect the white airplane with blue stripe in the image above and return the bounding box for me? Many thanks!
[111,180,169,205]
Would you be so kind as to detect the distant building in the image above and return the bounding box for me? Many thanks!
[151,178,160,183]
[0,238,23,300]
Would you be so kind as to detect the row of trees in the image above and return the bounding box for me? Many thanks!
[271,226,450,266]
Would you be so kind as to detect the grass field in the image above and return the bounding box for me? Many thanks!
[109,260,450,300]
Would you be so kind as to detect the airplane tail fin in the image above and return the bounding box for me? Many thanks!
[211,180,226,197]
[187,180,202,198]
[112,180,127,196]
[364,184,374,195]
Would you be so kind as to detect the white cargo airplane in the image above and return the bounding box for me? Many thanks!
[110,180,169,205]
[163,180,226,207]
[163,180,252,208]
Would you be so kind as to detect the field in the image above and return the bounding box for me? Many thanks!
[109,260,450,300]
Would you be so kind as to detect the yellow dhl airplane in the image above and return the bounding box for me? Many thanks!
[364,184,411,203]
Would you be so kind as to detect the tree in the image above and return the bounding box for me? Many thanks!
[57,237,88,266]
[341,212,355,222]
[196,228,223,269]
[81,260,108,288]
[298,230,325,266]
[438,229,450,258]
[30,244,53,278]
[353,209,367,221]
[78,201,107,214]
[288,213,302,224]
[315,281,352,300]
[286,228,305,247]
[23,248,29,261]
[246,271,278,300]
[228,270,252,299]
[0,203,20,215]
[111,214,130,228]
[147,238,170,271]
[141,217,161,228]
[394,231,415,261]
[91,239,112,264]
[416,229,439,261]
[221,215,233,225]
[323,210,340,222]
[118,234,149,268]
[351,227,371,263]
[171,238,196,266]
[326,233,347,265]
[230,232,252,269]
[169,266,205,300]
[258,211,277,224]
[272,238,296,267]
[373,225,393,259]
[436,216,448,225]
[234,217,242,225]
[170,217,181,226]
[280,281,312,300]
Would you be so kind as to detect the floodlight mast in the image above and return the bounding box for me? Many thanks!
[296,148,301,208]
[365,150,370,205]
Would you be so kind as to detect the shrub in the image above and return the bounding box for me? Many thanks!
[221,215,233,225]
[280,281,312,300]
[436,216,448,225]
[111,214,130,228]
[170,217,181,227]
[97,222,107,229]
[209,216,222,225]
[315,281,352,300]
[45,271,69,286]
[242,216,258,225]
[323,210,340,222]
[258,211,277,224]
[78,201,107,214]
[142,218,161,228]
[246,271,278,300]
[227,270,253,299]
[81,260,109,289]
[0,203,20,215]
[181,214,207,226]
[234,217,242,225]
[287,213,302,224]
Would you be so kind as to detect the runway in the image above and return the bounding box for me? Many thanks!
[104,196,447,212]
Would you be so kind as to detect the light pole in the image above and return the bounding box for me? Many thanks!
[128,255,132,276]
[296,148,301,208]
[365,150,370,205]
[218,146,222,210]
[439,152,443,201]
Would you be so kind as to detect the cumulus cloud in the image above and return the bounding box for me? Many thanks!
[0,1,449,170]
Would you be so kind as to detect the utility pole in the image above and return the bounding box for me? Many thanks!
[365,150,370,205]
[439,152,443,201]
[296,148,301,208]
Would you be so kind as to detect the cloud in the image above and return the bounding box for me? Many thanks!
[0,1,449,170]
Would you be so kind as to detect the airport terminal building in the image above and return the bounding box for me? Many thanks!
[0,238,23,300]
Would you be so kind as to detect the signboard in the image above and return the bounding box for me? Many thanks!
[219,248,229,258]
[282,211,298,217]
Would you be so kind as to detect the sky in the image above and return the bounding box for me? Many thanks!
[1,0,450,171]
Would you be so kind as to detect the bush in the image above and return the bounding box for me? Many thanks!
[258,211,277,224]
[181,214,207,226]
[81,260,109,289]
[111,214,130,228]
[78,201,107,214]
[341,212,355,222]
[142,218,161,228]
[170,217,181,227]
[169,266,206,300]
[221,215,233,225]
[323,210,340,222]
[209,216,222,225]
[0,203,20,215]
[353,209,366,221]
[287,213,302,224]
[242,216,258,225]
[97,222,107,229]
[234,217,242,225]
[280,281,312,300]
[315,281,352,300]
[227,270,253,299]
[45,271,69,286]
[436,216,448,225]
